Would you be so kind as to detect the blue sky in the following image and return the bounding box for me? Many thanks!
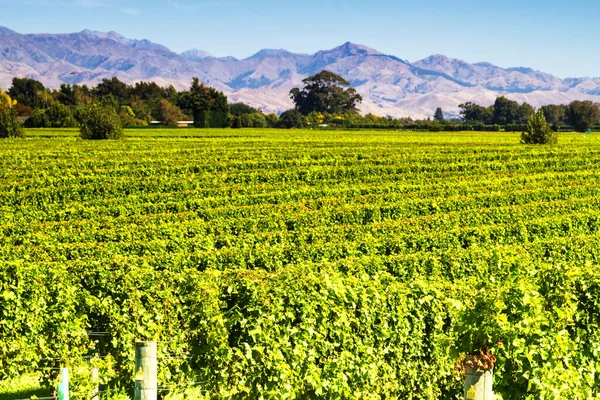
[1,0,598,78]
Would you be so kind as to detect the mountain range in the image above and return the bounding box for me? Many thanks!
[1,26,599,119]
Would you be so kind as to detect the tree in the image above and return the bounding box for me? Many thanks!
[290,70,362,115]
[26,103,78,128]
[46,104,77,127]
[8,77,47,108]
[230,102,260,116]
[492,96,521,125]
[158,99,183,127]
[434,108,444,122]
[78,103,123,140]
[521,109,557,144]
[92,77,130,104]
[231,115,243,129]
[540,104,567,127]
[566,101,600,132]
[459,102,494,124]
[278,109,305,129]
[518,102,535,124]
[0,88,24,138]
[180,78,231,128]
[265,113,279,128]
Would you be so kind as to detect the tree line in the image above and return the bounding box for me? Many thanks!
[459,97,600,133]
[1,71,600,138]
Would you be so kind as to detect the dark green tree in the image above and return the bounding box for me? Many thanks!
[43,103,78,128]
[518,102,535,124]
[8,77,47,109]
[278,109,305,129]
[434,108,444,122]
[492,96,521,125]
[92,77,130,104]
[459,102,494,124]
[566,101,600,132]
[290,70,362,115]
[183,78,230,128]
[265,113,279,128]
[78,103,123,140]
[540,104,567,127]
[521,109,557,144]
[230,102,260,116]
[231,115,243,129]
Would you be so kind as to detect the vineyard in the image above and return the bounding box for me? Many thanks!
[2,128,600,399]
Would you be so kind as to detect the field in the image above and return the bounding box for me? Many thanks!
[2,128,600,399]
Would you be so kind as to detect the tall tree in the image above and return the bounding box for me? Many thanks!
[540,104,567,127]
[492,96,521,125]
[566,101,600,132]
[180,78,230,128]
[434,107,444,122]
[290,70,362,115]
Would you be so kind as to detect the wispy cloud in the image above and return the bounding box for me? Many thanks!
[121,7,140,16]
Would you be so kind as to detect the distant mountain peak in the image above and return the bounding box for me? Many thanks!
[248,48,304,59]
[329,42,382,56]
[180,49,213,60]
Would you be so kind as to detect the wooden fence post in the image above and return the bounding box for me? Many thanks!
[134,341,157,400]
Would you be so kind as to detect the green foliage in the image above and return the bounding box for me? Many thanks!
[181,78,231,128]
[7,77,48,109]
[0,89,24,138]
[566,100,600,132]
[265,113,279,128]
[290,70,362,115]
[231,115,242,129]
[78,103,123,140]
[459,102,494,125]
[434,107,444,122]
[157,99,183,127]
[278,109,305,128]
[5,129,600,398]
[229,102,260,116]
[521,109,557,144]
[118,105,148,127]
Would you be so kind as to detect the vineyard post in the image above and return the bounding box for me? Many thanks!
[91,367,99,400]
[134,342,157,400]
[464,366,493,400]
[57,368,69,400]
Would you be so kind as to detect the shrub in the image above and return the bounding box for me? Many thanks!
[0,90,24,138]
[78,103,123,140]
[278,109,305,129]
[521,110,557,144]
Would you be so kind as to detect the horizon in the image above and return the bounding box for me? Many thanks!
[1,0,599,79]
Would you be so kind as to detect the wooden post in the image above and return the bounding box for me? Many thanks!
[134,341,157,400]
[91,367,99,400]
[464,367,493,400]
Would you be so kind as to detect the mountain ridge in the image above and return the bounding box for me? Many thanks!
[1,26,599,118]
